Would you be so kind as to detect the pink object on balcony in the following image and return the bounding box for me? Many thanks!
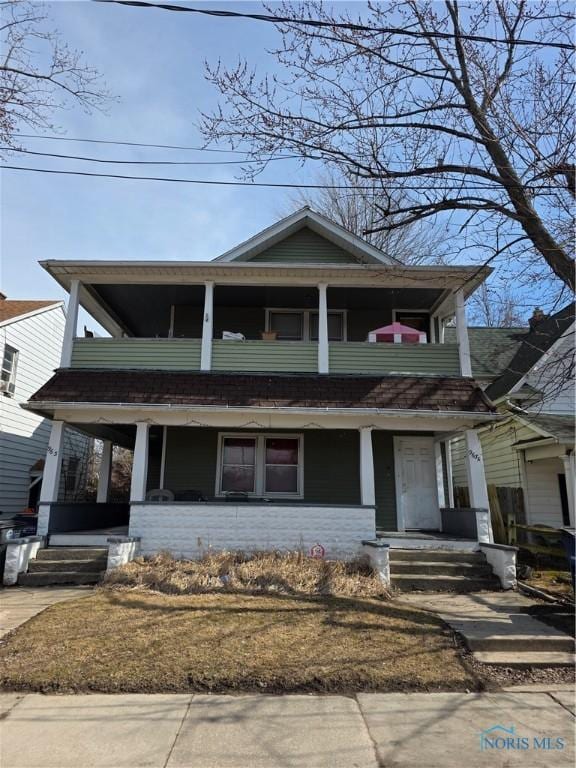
[367,322,427,344]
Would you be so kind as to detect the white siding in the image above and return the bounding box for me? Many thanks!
[524,326,575,415]
[524,457,565,527]
[0,306,91,515]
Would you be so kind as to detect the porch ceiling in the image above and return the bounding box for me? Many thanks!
[87,284,446,337]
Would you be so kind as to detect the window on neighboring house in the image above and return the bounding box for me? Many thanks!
[217,434,303,497]
[64,457,80,495]
[1,345,18,396]
[267,310,345,341]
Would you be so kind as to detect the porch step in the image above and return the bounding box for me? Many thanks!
[390,549,482,563]
[18,571,104,586]
[18,546,108,587]
[473,651,576,668]
[391,561,492,577]
[35,547,108,562]
[391,574,501,592]
[464,632,574,653]
[28,558,107,574]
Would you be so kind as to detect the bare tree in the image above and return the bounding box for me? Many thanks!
[0,0,109,146]
[285,168,447,264]
[201,1,575,294]
[468,283,525,326]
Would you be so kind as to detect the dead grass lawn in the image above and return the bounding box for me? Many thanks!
[0,591,484,694]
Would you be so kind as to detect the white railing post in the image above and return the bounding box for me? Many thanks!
[97,440,113,503]
[200,281,214,371]
[318,283,329,373]
[455,289,472,377]
[359,427,376,506]
[60,280,80,367]
[130,423,150,502]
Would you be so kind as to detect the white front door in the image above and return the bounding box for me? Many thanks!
[395,437,440,530]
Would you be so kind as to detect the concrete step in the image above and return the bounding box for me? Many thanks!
[392,574,500,592]
[473,651,576,668]
[28,558,107,574]
[389,549,483,563]
[18,571,103,587]
[36,547,108,561]
[391,561,492,577]
[465,633,574,653]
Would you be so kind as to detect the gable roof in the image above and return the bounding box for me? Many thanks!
[512,413,575,446]
[485,303,575,401]
[444,326,527,378]
[213,207,400,265]
[0,298,62,326]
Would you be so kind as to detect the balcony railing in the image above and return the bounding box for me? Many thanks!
[70,337,461,376]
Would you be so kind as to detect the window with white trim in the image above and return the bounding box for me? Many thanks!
[267,309,345,341]
[217,434,303,497]
[1,345,18,396]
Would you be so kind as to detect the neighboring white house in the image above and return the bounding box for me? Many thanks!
[451,304,575,531]
[0,294,92,517]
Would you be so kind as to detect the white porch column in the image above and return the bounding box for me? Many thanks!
[39,421,65,503]
[464,429,489,508]
[454,289,472,377]
[97,440,113,503]
[317,283,329,374]
[130,423,150,502]
[200,281,214,371]
[60,279,80,367]
[359,427,376,506]
[561,453,575,527]
[434,442,446,507]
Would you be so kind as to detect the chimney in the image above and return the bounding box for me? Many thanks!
[529,307,546,329]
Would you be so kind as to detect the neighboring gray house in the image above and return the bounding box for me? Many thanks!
[0,294,92,517]
[449,304,575,531]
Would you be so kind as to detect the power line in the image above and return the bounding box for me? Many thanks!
[3,147,305,166]
[93,0,576,51]
[14,133,270,155]
[0,164,561,193]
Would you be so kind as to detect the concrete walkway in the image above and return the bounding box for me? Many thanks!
[0,586,92,638]
[0,690,574,767]
[400,591,575,667]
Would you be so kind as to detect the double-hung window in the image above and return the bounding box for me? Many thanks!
[1,345,18,396]
[218,434,303,497]
[267,310,345,341]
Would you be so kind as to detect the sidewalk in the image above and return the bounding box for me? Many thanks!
[1,689,574,768]
[0,586,92,639]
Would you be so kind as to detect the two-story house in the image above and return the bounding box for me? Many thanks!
[24,209,500,564]
[0,295,92,519]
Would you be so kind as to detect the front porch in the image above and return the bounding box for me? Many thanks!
[35,418,495,558]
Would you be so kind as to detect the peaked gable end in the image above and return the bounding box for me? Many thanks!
[245,227,363,265]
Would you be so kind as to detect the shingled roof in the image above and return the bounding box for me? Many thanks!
[444,326,527,378]
[486,303,575,402]
[0,298,61,324]
[28,370,494,414]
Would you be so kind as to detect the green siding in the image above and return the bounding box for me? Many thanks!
[373,432,397,530]
[162,427,362,504]
[329,342,461,375]
[71,338,202,369]
[146,427,163,491]
[247,227,361,264]
[212,340,318,373]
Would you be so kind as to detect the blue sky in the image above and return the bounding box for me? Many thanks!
[1,1,567,328]
[1,1,310,322]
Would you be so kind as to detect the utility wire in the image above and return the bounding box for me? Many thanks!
[93,0,576,51]
[3,147,306,166]
[0,164,561,193]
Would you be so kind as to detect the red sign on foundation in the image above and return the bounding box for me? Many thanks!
[310,543,325,559]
